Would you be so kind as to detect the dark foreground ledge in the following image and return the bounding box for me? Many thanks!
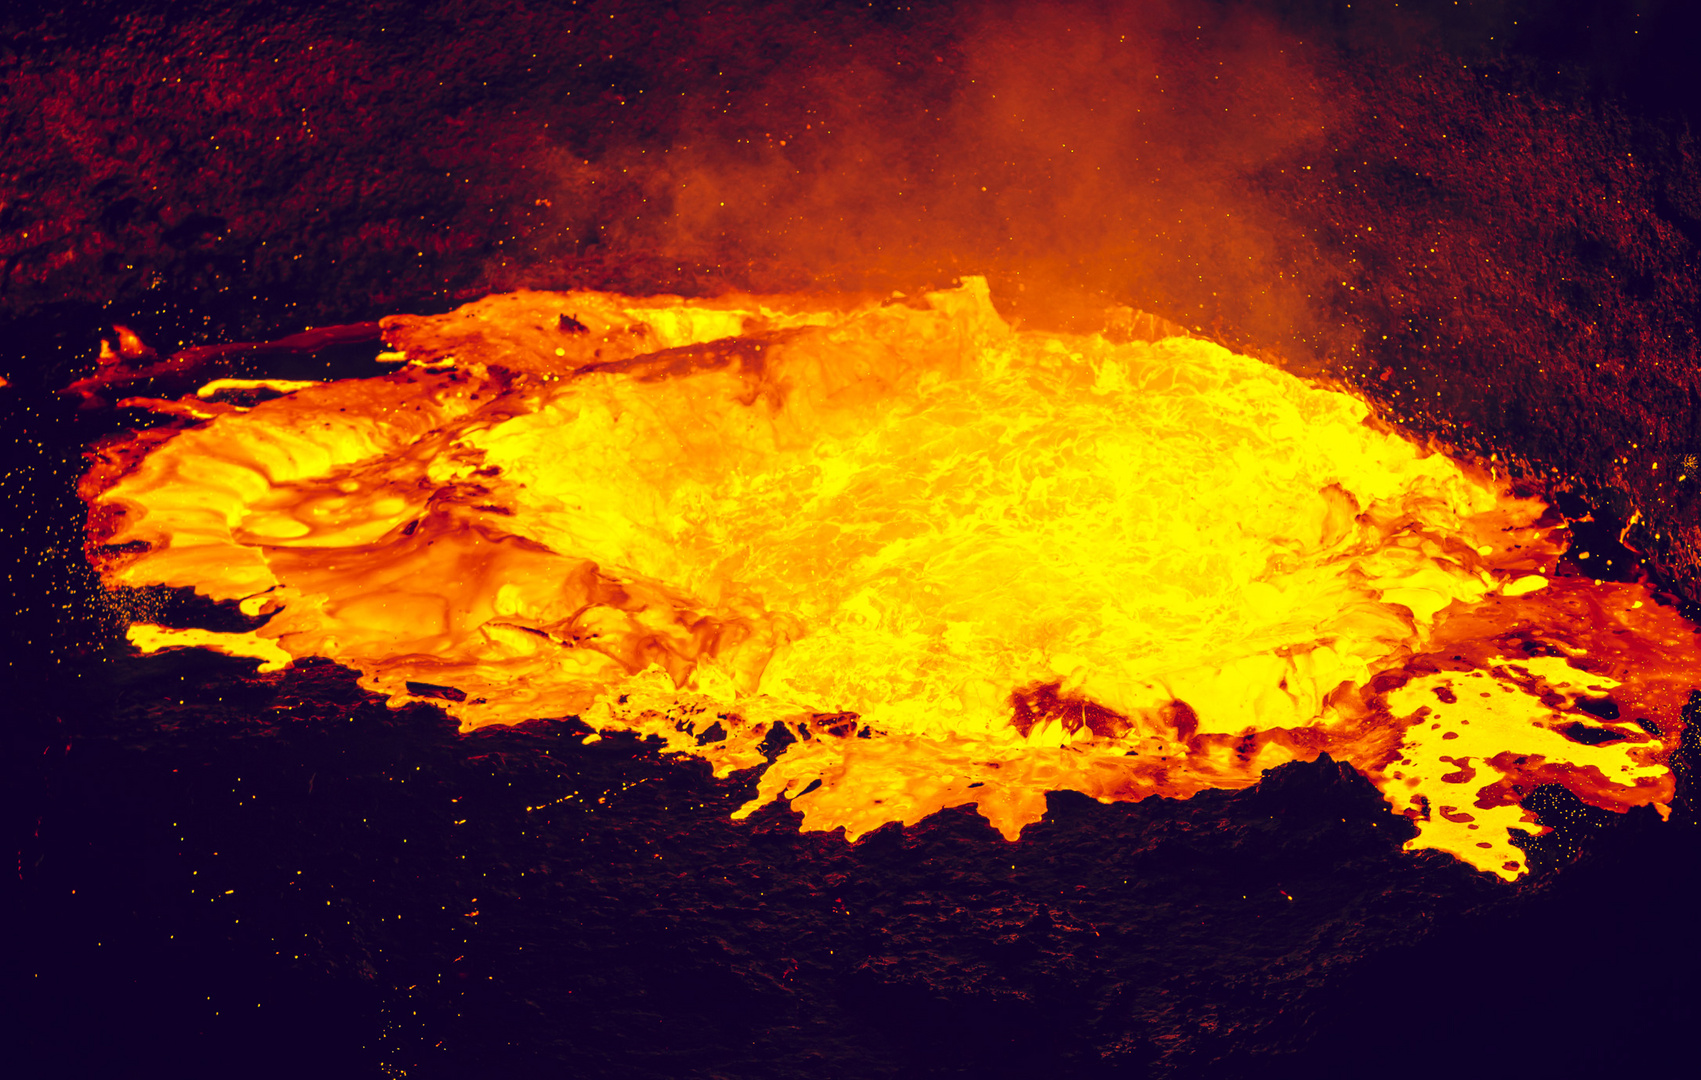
[9,643,1700,1079]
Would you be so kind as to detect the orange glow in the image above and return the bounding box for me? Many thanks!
[84,280,1699,880]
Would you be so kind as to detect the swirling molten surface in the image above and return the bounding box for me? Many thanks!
[87,279,1700,879]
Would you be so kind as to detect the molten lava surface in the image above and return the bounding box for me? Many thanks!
[84,279,1701,880]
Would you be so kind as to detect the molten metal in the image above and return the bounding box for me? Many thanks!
[85,279,1699,880]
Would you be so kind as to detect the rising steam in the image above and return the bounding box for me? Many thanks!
[521,1,1339,354]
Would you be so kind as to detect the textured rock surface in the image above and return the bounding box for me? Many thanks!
[8,635,1699,1078]
[6,2,1701,595]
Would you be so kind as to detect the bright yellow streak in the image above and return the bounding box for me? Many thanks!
[127,624,293,672]
[1386,658,1666,880]
[88,279,1695,874]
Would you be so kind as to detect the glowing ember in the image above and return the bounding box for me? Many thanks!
[84,279,1700,880]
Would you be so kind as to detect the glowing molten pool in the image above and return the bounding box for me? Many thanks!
[86,279,1701,880]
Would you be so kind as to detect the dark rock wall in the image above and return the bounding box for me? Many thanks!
[6,3,1701,594]
[1274,53,1701,597]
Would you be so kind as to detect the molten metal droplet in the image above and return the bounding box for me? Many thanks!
[84,279,1700,880]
